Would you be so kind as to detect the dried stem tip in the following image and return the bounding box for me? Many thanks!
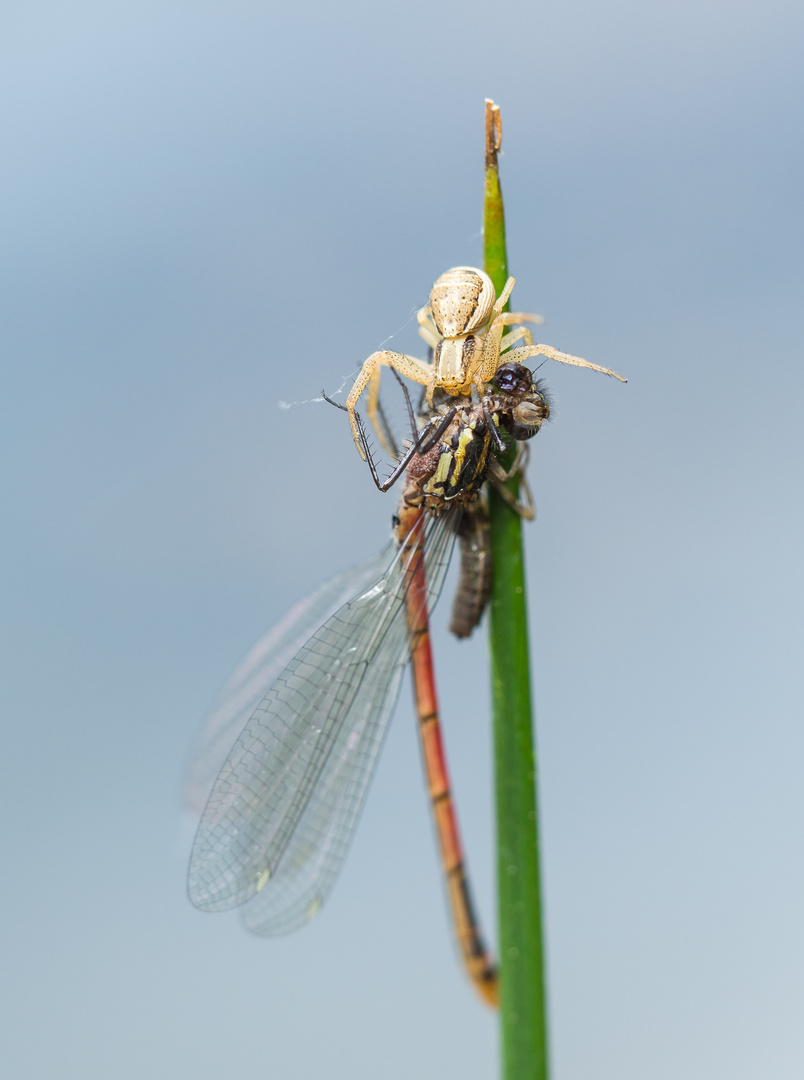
[485,99,502,169]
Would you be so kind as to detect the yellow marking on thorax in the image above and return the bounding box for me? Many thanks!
[432,449,453,487]
[475,433,491,477]
[449,425,476,488]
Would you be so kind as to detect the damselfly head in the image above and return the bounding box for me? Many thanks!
[501,371,551,441]
[492,361,533,398]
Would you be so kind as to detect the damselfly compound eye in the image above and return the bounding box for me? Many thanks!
[493,361,533,397]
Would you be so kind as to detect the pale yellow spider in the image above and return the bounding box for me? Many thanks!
[344,266,626,458]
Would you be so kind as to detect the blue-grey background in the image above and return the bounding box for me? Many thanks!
[2,1,802,1077]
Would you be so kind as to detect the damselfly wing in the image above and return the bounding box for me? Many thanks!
[187,508,458,935]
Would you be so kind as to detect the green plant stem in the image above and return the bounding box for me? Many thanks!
[483,99,549,1080]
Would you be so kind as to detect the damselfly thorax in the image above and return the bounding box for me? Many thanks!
[392,364,550,639]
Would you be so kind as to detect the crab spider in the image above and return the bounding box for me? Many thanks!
[343,266,626,459]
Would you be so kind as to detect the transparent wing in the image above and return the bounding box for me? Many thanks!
[187,508,458,933]
[184,542,394,816]
[243,610,407,935]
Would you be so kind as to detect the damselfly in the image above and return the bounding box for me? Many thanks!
[186,362,549,1006]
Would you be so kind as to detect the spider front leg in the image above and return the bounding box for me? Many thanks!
[416,306,441,349]
[498,311,545,353]
[503,344,627,383]
[475,311,508,386]
[501,326,534,351]
[480,306,556,388]
[345,350,433,458]
[473,280,525,386]
[491,276,517,318]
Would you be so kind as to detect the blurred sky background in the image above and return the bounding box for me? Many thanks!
[1,1,803,1078]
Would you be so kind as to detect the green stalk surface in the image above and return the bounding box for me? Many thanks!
[483,100,549,1080]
